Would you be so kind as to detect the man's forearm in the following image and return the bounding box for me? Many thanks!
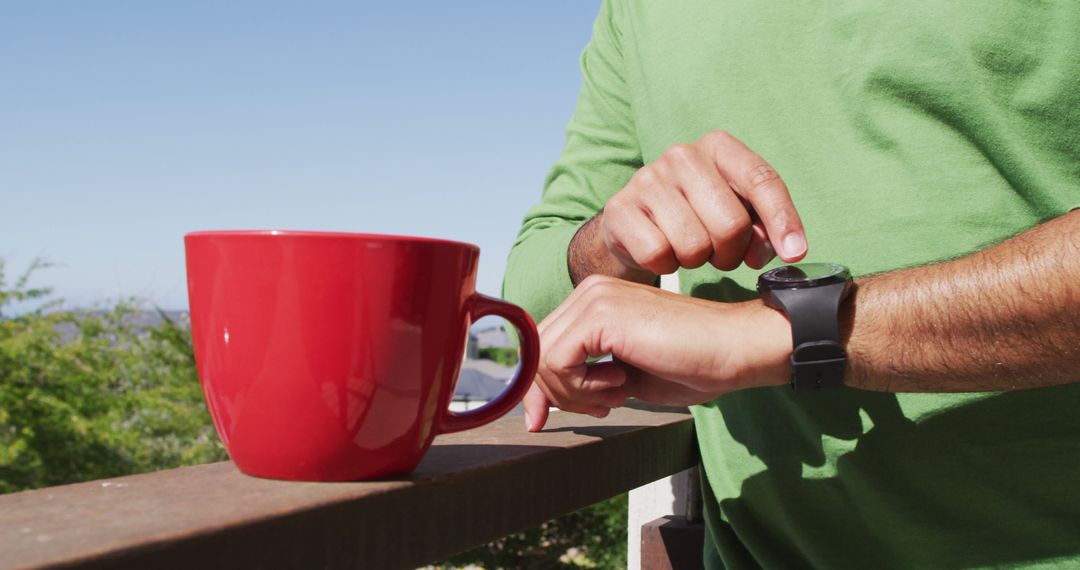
[842,210,1080,392]
[568,213,657,286]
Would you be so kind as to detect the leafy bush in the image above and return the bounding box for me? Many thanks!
[445,493,628,569]
[477,347,520,368]
[0,260,225,493]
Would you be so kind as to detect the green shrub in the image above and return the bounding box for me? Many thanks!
[444,493,628,569]
[477,347,520,368]
[0,259,226,493]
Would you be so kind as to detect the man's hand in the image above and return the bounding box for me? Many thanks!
[568,130,808,285]
[523,275,791,431]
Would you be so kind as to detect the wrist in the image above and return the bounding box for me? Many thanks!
[569,213,656,285]
[735,300,793,390]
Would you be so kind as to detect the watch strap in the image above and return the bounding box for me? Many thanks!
[769,282,849,391]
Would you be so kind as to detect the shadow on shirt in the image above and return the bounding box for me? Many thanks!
[691,280,1080,568]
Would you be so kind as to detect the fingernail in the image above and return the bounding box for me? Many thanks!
[782,232,806,259]
[524,411,532,431]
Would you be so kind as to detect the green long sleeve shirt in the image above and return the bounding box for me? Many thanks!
[502,1,1080,568]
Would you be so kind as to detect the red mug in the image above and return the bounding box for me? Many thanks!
[184,230,539,481]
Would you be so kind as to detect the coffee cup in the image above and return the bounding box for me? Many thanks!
[184,230,539,481]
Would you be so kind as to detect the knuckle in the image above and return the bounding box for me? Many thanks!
[603,197,635,224]
[592,278,620,296]
[579,275,618,301]
[708,215,751,270]
[578,274,614,292]
[564,376,587,398]
[645,258,679,275]
[662,143,694,163]
[685,230,712,254]
[711,252,742,271]
[576,375,595,393]
[678,233,712,266]
[713,213,751,245]
[549,394,570,410]
[604,192,626,213]
[578,374,606,395]
[650,159,673,180]
[744,163,782,196]
[638,243,673,269]
[700,129,733,148]
[632,165,661,188]
[585,296,617,320]
[680,256,709,270]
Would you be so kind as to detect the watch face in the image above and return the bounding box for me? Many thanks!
[760,262,850,288]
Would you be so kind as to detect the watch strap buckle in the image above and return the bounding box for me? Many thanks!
[790,341,847,391]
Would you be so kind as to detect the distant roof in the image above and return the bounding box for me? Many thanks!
[474,325,512,349]
[453,368,508,401]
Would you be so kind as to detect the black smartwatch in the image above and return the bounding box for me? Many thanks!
[757,263,853,391]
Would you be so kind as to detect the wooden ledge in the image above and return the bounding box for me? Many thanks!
[0,402,695,570]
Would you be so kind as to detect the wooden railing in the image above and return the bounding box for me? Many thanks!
[0,402,695,570]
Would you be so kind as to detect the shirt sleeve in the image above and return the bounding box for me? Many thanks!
[501,0,642,325]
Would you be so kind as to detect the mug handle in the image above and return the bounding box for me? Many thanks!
[437,293,540,434]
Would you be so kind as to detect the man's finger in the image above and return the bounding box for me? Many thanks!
[622,363,718,407]
[701,131,807,262]
[581,360,629,392]
[532,277,622,423]
[545,308,610,387]
[742,222,776,269]
[641,188,714,269]
[668,146,753,270]
[523,382,550,432]
[534,350,613,419]
[604,203,679,275]
[534,294,587,386]
[539,299,632,417]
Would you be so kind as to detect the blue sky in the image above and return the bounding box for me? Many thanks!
[1,1,600,310]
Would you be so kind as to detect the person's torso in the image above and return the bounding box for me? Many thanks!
[615,1,1080,567]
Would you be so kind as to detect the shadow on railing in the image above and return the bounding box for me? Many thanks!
[0,401,695,570]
